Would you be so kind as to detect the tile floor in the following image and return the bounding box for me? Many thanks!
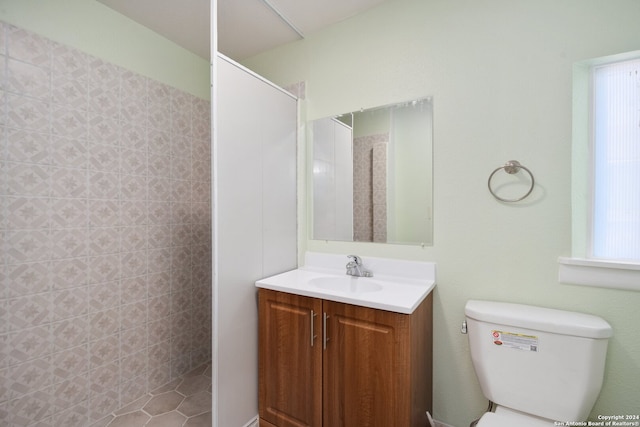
[90,362,212,427]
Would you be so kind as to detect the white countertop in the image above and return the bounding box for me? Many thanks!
[255,266,435,314]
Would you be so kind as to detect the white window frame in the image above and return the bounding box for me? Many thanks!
[559,51,640,292]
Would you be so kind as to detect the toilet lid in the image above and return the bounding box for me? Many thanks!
[476,409,555,427]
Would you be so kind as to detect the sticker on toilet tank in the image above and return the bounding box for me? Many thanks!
[492,330,538,352]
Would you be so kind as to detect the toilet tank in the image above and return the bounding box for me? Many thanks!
[465,300,612,422]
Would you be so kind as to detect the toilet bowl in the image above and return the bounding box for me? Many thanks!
[464,300,612,426]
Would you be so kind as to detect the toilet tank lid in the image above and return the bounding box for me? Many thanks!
[465,300,613,339]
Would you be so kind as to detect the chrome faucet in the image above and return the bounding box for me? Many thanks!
[346,255,373,277]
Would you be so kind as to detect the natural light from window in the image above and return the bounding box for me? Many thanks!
[592,58,640,262]
[558,53,640,292]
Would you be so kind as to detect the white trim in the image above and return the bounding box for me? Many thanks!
[210,2,219,426]
[241,415,259,427]
[558,257,640,291]
[216,52,298,100]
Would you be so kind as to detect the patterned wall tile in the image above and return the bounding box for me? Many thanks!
[147,272,170,297]
[51,105,88,139]
[49,373,88,416]
[6,58,50,100]
[51,287,88,321]
[6,25,51,66]
[3,196,50,230]
[120,350,147,380]
[89,363,119,397]
[89,389,118,422]
[147,295,170,322]
[51,74,87,110]
[120,123,147,152]
[50,198,87,229]
[147,363,170,391]
[2,261,51,298]
[50,257,88,290]
[88,86,119,118]
[148,80,171,108]
[170,180,191,204]
[88,228,119,256]
[89,335,119,368]
[50,228,87,260]
[51,43,88,82]
[87,281,119,313]
[0,356,52,403]
[51,316,88,351]
[51,401,88,427]
[2,293,52,332]
[1,388,53,426]
[50,136,87,169]
[148,129,170,154]
[120,174,147,200]
[5,229,51,263]
[88,254,120,285]
[148,201,171,225]
[120,374,147,407]
[120,300,146,331]
[0,325,51,368]
[120,276,147,303]
[147,153,170,178]
[120,226,147,252]
[3,162,50,196]
[88,114,120,146]
[5,128,50,164]
[120,251,147,279]
[1,21,211,424]
[51,345,89,382]
[50,166,87,198]
[148,319,170,343]
[89,171,119,199]
[120,200,147,226]
[121,148,147,176]
[121,325,146,356]
[88,199,119,227]
[89,309,119,341]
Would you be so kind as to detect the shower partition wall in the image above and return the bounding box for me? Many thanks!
[213,54,298,427]
[0,22,212,426]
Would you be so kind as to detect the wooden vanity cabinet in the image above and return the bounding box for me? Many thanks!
[258,288,433,427]
[258,289,323,427]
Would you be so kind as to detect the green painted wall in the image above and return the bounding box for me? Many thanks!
[0,0,210,99]
[243,0,640,425]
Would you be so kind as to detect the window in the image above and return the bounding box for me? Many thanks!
[591,58,640,261]
[558,53,640,292]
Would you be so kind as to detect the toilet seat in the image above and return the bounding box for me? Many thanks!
[476,407,556,427]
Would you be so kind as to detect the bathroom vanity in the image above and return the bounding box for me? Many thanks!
[256,253,436,427]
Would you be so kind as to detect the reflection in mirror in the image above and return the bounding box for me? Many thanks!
[311,97,433,245]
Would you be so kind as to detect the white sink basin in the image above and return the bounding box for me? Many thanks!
[256,254,436,314]
[309,276,383,293]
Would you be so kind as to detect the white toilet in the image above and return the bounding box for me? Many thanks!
[464,300,613,426]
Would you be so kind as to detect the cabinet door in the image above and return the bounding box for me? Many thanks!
[259,289,323,427]
[323,301,411,427]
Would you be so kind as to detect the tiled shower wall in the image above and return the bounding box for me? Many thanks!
[353,133,387,242]
[0,22,212,426]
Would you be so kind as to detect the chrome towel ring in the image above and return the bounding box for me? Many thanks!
[488,160,535,202]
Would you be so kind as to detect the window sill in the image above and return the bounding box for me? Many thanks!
[558,257,640,292]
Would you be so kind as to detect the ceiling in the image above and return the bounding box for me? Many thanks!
[97,0,387,61]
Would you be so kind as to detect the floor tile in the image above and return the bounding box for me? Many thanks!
[102,361,212,427]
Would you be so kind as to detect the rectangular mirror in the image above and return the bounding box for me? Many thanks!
[311,97,433,245]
